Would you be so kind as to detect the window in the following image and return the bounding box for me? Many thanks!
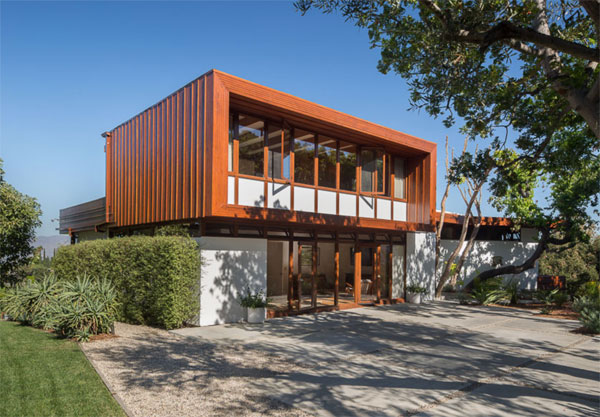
[294,129,315,185]
[339,141,357,191]
[267,123,290,179]
[238,113,264,177]
[350,247,374,266]
[318,136,336,188]
[394,158,405,199]
[361,149,387,194]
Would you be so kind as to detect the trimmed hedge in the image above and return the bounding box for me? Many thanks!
[52,236,200,329]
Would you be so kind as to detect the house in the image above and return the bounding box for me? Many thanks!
[59,69,539,326]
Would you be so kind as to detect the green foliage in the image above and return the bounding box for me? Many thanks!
[540,233,599,295]
[52,236,200,329]
[552,292,569,309]
[239,286,269,309]
[469,277,508,305]
[407,284,428,294]
[52,276,119,342]
[502,278,519,305]
[0,158,42,286]
[1,274,61,328]
[536,288,559,306]
[155,224,191,237]
[0,275,119,342]
[576,281,600,299]
[573,295,600,334]
[296,1,600,278]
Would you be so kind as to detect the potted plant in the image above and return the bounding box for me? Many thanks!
[406,284,428,304]
[240,287,269,324]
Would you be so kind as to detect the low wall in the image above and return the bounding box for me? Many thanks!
[196,237,267,326]
[438,239,539,289]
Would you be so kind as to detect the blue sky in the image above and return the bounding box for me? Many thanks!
[2,0,497,236]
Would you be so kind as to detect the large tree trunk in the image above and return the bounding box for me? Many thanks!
[473,228,548,284]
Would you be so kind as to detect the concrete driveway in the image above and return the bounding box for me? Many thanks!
[173,302,599,416]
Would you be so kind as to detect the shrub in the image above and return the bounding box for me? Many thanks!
[0,274,61,328]
[0,275,119,341]
[407,284,428,294]
[470,277,508,305]
[552,291,569,308]
[573,296,600,334]
[52,276,119,341]
[576,281,600,299]
[502,279,519,304]
[52,236,200,329]
[239,286,269,309]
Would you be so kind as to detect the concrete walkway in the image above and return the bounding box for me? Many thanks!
[173,302,599,416]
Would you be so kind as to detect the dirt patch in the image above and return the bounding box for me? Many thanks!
[81,322,311,417]
[487,302,580,320]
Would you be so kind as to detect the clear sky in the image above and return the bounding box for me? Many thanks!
[1,0,498,236]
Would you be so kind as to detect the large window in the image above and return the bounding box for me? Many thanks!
[394,158,405,199]
[238,113,264,177]
[361,149,387,194]
[294,129,315,185]
[318,136,336,188]
[339,141,357,191]
[267,123,290,179]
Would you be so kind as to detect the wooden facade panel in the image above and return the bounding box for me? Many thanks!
[104,70,435,231]
[106,74,210,227]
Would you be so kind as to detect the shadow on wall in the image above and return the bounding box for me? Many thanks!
[406,232,436,300]
[198,238,267,326]
[438,240,539,289]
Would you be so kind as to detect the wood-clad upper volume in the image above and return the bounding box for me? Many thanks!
[103,70,437,232]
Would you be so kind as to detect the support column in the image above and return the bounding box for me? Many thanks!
[288,238,294,310]
[334,238,339,307]
[376,245,381,302]
[297,244,302,310]
[311,239,317,308]
[354,243,361,304]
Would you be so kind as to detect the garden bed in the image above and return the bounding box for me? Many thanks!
[488,302,580,321]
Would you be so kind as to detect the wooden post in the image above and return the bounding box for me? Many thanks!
[376,245,381,302]
[311,240,317,308]
[354,244,361,304]
[297,244,302,310]
[388,239,393,301]
[288,238,294,310]
[334,237,339,307]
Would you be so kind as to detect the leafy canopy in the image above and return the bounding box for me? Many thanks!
[0,159,42,286]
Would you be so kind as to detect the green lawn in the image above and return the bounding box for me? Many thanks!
[0,320,125,417]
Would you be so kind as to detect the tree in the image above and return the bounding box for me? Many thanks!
[296,0,600,280]
[0,159,42,286]
[539,230,600,290]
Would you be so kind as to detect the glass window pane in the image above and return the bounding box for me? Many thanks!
[238,113,264,177]
[228,113,234,172]
[283,129,291,180]
[294,129,315,185]
[267,123,282,179]
[339,141,356,191]
[318,136,336,188]
[376,153,384,193]
[361,149,376,192]
[394,158,405,199]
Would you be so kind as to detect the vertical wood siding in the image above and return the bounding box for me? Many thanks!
[106,75,208,227]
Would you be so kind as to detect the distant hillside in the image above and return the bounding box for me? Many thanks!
[34,235,70,258]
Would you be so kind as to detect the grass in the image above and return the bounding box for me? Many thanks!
[0,320,125,417]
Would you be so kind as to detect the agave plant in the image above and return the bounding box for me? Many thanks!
[0,274,61,328]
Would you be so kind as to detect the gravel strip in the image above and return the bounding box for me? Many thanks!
[81,323,312,417]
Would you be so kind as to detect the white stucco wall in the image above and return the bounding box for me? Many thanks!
[406,232,437,300]
[195,237,267,326]
[438,239,539,290]
[391,244,405,298]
